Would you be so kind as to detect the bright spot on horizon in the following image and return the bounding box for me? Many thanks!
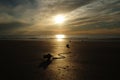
[55,34,65,41]
[54,15,65,24]
[56,34,65,39]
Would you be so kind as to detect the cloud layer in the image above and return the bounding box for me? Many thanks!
[0,0,120,35]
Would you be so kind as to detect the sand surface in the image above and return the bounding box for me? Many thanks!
[0,40,120,80]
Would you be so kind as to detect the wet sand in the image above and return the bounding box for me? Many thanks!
[0,40,120,80]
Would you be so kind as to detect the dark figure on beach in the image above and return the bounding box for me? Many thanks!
[66,44,70,48]
[39,53,53,69]
[43,53,52,61]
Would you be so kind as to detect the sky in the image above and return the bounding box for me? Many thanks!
[0,0,120,35]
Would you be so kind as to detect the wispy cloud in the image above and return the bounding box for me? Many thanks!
[0,0,120,35]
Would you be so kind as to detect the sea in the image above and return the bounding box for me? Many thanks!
[0,34,120,42]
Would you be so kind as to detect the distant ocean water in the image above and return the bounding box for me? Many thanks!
[0,35,120,42]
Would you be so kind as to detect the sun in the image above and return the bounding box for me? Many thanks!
[54,15,65,24]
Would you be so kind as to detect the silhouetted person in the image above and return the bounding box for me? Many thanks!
[66,44,70,48]
[43,53,52,61]
[39,53,53,69]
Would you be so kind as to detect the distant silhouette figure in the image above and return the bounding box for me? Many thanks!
[66,44,70,48]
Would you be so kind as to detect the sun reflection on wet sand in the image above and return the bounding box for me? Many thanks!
[55,34,65,42]
[45,35,77,80]
[35,35,79,80]
[56,38,64,42]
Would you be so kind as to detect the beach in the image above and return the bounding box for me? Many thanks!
[0,39,120,80]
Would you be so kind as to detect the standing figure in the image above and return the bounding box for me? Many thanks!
[66,44,70,48]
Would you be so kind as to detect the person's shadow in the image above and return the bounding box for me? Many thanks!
[38,60,52,69]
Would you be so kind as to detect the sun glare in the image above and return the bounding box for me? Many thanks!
[56,34,65,39]
[55,34,65,41]
[54,15,65,24]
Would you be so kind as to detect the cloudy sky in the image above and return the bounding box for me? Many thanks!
[0,0,120,35]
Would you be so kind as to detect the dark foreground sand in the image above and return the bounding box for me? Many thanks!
[0,39,120,80]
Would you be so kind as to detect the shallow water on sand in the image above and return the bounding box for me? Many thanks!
[0,39,120,80]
